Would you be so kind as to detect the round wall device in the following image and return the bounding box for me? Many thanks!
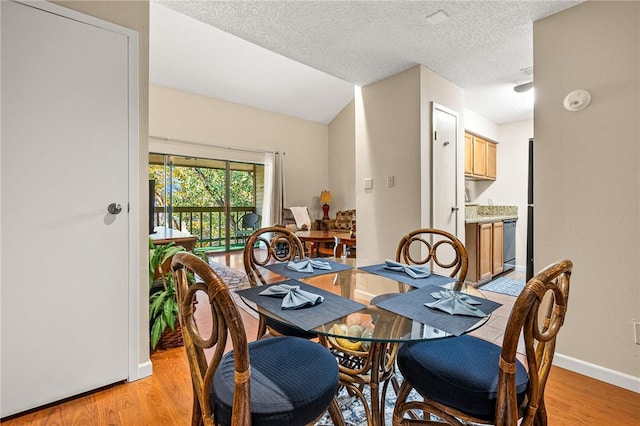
[563,89,591,111]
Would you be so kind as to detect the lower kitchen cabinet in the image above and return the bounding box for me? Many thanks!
[466,221,503,284]
[492,221,503,275]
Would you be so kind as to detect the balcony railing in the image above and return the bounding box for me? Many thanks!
[154,206,257,250]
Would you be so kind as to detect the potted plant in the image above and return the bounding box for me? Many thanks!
[149,239,186,350]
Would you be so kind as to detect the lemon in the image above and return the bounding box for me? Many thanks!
[332,323,348,335]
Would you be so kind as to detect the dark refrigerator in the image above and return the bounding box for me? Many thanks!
[526,138,534,281]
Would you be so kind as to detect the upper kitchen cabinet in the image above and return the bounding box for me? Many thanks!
[465,131,497,180]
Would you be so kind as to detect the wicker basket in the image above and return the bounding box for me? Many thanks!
[158,323,184,349]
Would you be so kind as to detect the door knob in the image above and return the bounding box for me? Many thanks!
[108,203,123,215]
[451,206,459,212]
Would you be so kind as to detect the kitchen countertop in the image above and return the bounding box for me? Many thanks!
[464,204,518,224]
[465,214,518,224]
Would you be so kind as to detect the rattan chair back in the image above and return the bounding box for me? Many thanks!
[395,228,468,291]
[495,259,572,425]
[242,226,307,338]
[171,252,251,426]
[243,226,305,286]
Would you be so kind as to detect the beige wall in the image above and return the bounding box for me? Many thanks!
[53,0,151,375]
[355,65,465,260]
[356,67,422,260]
[464,108,500,142]
[534,1,639,386]
[328,100,356,212]
[149,85,330,221]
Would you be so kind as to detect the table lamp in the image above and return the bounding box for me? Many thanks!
[320,190,333,220]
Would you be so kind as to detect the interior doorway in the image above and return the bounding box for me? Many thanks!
[432,103,459,236]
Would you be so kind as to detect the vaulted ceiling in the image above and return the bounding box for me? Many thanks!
[150,1,583,125]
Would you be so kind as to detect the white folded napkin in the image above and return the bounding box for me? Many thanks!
[383,259,431,279]
[259,284,324,310]
[425,290,486,317]
[287,258,332,273]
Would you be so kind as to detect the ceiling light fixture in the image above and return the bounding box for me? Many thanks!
[514,82,534,93]
[426,10,450,25]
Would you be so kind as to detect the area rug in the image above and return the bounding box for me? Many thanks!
[479,276,525,297]
[315,371,421,426]
[206,260,258,319]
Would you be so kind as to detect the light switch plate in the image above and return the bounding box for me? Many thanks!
[364,178,373,190]
[635,322,640,345]
[387,175,395,187]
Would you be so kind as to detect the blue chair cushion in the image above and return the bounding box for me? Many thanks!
[397,334,529,421]
[211,336,339,426]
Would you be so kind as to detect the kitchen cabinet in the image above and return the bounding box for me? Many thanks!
[464,132,497,181]
[473,136,487,176]
[465,220,503,284]
[492,221,503,275]
[486,141,497,179]
[464,133,474,175]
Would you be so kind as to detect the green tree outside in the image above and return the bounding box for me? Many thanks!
[149,162,256,247]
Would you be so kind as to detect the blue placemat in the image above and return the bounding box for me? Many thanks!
[235,280,366,331]
[264,259,352,280]
[358,263,456,288]
[374,285,502,336]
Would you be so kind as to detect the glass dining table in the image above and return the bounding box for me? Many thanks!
[236,257,502,426]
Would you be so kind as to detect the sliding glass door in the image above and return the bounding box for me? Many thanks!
[149,153,263,251]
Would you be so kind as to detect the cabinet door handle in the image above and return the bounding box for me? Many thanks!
[451,206,460,212]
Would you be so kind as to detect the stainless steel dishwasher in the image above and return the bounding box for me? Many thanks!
[503,219,517,272]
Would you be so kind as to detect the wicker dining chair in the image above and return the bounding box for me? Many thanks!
[243,226,317,340]
[395,228,469,291]
[392,259,573,426]
[171,252,344,426]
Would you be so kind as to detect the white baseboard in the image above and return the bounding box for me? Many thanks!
[554,352,640,393]
[129,360,153,382]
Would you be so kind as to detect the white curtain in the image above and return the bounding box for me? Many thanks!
[262,152,286,226]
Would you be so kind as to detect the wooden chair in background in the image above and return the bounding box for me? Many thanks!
[395,228,469,291]
[322,228,470,424]
[242,226,316,339]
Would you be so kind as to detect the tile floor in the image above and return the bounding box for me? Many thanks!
[471,269,526,355]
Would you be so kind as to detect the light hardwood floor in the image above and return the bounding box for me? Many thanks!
[3,253,639,425]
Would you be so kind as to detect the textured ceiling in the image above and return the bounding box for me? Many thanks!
[152,0,583,124]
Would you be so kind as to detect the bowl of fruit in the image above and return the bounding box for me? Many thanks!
[328,313,375,353]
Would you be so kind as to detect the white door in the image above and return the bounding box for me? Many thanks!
[432,103,459,235]
[1,1,132,416]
